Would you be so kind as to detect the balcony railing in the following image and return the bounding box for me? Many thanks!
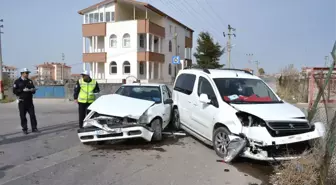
[83,52,107,63]
[137,20,165,38]
[82,23,106,37]
[137,52,164,63]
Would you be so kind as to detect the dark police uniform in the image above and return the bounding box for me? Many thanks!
[13,77,38,133]
[73,77,100,128]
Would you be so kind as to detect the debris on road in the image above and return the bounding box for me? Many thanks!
[162,131,186,136]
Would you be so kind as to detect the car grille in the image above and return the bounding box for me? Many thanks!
[267,121,311,130]
[265,121,314,137]
[260,140,312,157]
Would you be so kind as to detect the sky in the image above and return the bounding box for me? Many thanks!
[0,0,335,74]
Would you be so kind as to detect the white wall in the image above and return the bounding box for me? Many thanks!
[161,18,190,81]
[104,20,138,80]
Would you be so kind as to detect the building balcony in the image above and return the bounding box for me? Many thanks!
[83,52,107,63]
[137,20,165,38]
[185,36,192,48]
[82,22,106,37]
[137,52,165,63]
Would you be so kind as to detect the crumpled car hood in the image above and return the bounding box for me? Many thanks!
[231,102,305,121]
[87,94,155,119]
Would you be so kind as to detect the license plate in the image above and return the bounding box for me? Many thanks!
[95,128,122,135]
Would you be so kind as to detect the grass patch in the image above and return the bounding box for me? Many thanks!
[0,96,15,103]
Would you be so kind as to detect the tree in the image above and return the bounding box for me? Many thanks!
[258,68,265,75]
[193,32,225,69]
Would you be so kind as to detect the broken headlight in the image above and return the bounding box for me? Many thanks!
[236,112,266,127]
[138,110,149,124]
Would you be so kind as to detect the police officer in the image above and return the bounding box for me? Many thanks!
[73,71,100,128]
[13,68,39,135]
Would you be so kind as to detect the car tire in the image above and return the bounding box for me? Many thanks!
[151,118,163,141]
[213,127,230,158]
[172,108,181,130]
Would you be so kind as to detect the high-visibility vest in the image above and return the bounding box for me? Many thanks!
[78,79,97,103]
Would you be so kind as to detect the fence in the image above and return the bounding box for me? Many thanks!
[34,86,65,98]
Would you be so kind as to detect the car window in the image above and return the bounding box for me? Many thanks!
[161,85,170,101]
[198,76,218,107]
[174,73,196,95]
[115,86,162,103]
[213,78,280,104]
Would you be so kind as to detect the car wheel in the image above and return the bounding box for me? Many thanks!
[151,118,163,141]
[213,127,230,158]
[172,108,180,130]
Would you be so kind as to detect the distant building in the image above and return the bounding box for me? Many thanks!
[71,74,81,81]
[36,62,71,83]
[78,0,194,83]
[2,65,18,79]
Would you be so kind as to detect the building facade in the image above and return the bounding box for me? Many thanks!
[78,0,193,83]
[36,62,71,83]
[2,65,17,79]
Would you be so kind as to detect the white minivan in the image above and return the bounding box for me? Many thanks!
[171,68,325,161]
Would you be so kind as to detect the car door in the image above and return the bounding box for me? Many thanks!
[190,75,220,139]
[173,73,196,127]
[161,85,172,128]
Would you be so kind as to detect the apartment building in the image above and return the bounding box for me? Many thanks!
[78,0,193,83]
[2,65,17,79]
[36,62,71,82]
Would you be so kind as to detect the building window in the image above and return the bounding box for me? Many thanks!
[99,12,104,22]
[139,34,145,48]
[106,12,111,22]
[85,14,89,24]
[170,25,172,33]
[89,14,94,23]
[169,40,172,52]
[122,33,131,48]
[111,12,115,21]
[168,63,171,75]
[123,61,131,74]
[110,61,117,74]
[94,13,99,23]
[174,26,177,33]
[139,62,144,75]
[110,34,117,48]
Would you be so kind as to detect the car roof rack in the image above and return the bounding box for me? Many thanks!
[220,68,253,75]
[183,66,210,74]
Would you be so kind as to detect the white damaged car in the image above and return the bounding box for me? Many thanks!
[77,83,173,144]
[172,68,326,161]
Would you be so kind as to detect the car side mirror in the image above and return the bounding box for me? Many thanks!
[164,98,173,104]
[199,93,211,104]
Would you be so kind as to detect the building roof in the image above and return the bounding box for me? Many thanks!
[2,65,17,70]
[78,0,194,32]
[36,62,71,68]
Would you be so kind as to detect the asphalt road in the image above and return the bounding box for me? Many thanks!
[0,100,267,185]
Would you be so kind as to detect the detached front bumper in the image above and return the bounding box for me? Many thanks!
[77,125,154,143]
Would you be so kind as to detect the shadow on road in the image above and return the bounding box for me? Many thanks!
[0,121,78,146]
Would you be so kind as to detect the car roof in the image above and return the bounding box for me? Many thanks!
[121,83,163,87]
[179,68,261,80]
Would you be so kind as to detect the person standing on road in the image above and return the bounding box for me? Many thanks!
[73,71,100,128]
[13,68,39,135]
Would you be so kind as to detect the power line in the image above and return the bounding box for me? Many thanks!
[196,0,227,29]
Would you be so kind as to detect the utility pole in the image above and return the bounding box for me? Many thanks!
[246,53,253,69]
[254,60,260,75]
[325,56,330,67]
[0,19,4,100]
[62,53,65,82]
[223,24,236,68]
